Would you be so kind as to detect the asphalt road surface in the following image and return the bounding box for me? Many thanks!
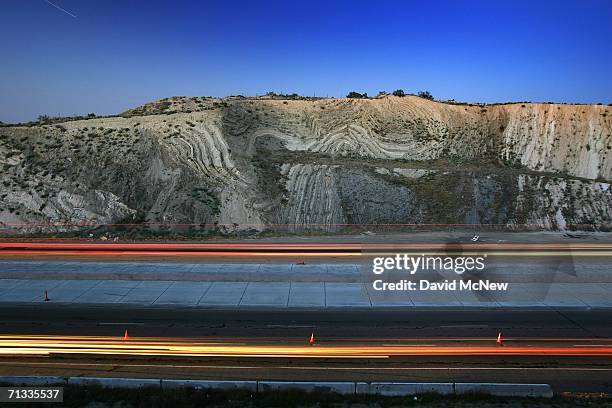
[0,233,610,393]
[0,305,611,393]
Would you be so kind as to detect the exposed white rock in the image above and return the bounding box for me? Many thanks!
[280,164,345,231]
[1,96,610,232]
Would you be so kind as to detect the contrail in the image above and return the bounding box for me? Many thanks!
[44,0,77,18]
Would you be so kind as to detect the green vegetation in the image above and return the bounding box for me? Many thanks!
[191,186,220,215]
[346,91,368,98]
[417,90,434,100]
[122,100,172,117]
[265,91,301,98]
[392,89,405,97]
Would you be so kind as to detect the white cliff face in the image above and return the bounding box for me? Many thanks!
[248,98,610,180]
[511,175,611,230]
[279,164,345,232]
[162,122,241,183]
[250,98,458,161]
[155,118,264,229]
[500,104,610,180]
[217,187,264,230]
[0,96,610,233]
[0,178,135,232]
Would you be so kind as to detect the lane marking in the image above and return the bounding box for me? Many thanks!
[382,344,436,347]
[573,345,612,347]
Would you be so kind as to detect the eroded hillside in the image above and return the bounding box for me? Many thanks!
[1,95,610,234]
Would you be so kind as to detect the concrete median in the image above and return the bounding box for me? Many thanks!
[356,382,454,396]
[454,382,554,398]
[258,381,356,395]
[0,376,68,386]
[0,376,554,398]
[67,377,161,388]
[162,379,257,391]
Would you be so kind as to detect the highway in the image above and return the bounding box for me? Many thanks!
[3,334,612,358]
[0,306,611,392]
[0,235,610,393]
[0,241,610,261]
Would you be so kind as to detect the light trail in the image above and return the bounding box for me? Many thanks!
[4,361,612,372]
[0,250,361,258]
[0,241,609,259]
[0,250,607,258]
[1,242,611,250]
[1,335,612,358]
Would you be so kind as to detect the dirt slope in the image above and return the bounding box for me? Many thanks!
[1,95,610,234]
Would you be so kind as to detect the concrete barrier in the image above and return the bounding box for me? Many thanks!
[162,379,257,391]
[258,381,355,395]
[0,376,554,398]
[356,382,454,396]
[454,383,553,398]
[68,377,161,388]
[0,376,68,386]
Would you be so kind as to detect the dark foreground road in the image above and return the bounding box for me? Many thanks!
[0,305,611,393]
[0,303,612,341]
[2,353,611,394]
[1,305,612,338]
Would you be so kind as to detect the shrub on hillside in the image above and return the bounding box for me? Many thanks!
[417,91,434,100]
[392,89,405,97]
[347,91,368,99]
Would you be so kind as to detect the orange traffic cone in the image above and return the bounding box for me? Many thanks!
[44,290,49,302]
[309,333,315,346]
[123,329,129,341]
[496,332,503,346]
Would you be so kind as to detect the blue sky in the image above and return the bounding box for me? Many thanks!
[1,0,611,122]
